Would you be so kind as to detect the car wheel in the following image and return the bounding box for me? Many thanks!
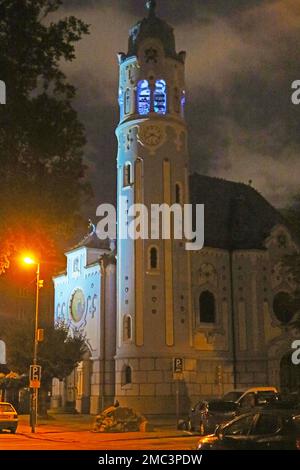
[187,419,194,432]
[199,422,206,435]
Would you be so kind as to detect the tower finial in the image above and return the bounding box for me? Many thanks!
[146,0,156,16]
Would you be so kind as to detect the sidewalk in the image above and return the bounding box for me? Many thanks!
[18,414,193,441]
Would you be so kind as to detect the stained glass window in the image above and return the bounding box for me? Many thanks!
[137,80,151,115]
[154,79,167,114]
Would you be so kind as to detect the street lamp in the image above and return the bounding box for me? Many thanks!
[22,255,42,433]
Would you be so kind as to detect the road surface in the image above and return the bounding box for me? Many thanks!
[0,420,199,450]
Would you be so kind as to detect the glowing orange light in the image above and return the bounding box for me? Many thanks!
[23,256,36,265]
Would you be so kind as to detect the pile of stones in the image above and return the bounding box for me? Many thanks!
[93,406,151,433]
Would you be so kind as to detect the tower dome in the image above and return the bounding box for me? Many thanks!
[127,0,184,63]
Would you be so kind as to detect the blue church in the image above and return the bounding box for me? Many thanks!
[52,1,300,416]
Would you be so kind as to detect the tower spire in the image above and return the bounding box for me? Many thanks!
[146,0,156,17]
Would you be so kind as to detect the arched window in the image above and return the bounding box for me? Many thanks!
[123,315,132,341]
[199,291,216,324]
[125,88,131,115]
[123,163,132,187]
[273,292,295,324]
[137,80,151,115]
[122,365,132,386]
[175,183,182,204]
[118,87,124,111]
[149,247,158,270]
[154,79,167,114]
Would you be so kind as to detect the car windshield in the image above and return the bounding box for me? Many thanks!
[222,391,244,402]
[209,401,238,412]
[0,404,14,412]
[256,391,276,405]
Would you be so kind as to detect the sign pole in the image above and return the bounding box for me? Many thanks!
[173,358,184,428]
[176,378,180,428]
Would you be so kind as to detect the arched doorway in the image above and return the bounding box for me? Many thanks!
[280,352,300,395]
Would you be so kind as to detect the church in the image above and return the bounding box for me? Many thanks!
[52,1,300,416]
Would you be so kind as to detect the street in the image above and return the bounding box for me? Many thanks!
[0,416,199,450]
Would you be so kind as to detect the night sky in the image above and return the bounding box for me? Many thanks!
[56,0,300,214]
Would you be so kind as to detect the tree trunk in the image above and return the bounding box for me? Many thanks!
[38,388,49,418]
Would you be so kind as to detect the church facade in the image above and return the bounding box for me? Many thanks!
[52,2,300,416]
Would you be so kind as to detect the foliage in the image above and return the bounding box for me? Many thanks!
[0,373,28,391]
[0,317,87,389]
[0,0,91,273]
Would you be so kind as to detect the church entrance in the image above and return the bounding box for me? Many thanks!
[280,352,300,395]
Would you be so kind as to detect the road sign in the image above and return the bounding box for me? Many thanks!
[173,357,184,373]
[30,365,42,388]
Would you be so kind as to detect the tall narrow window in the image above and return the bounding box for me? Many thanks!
[199,291,216,324]
[181,90,186,115]
[123,163,132,187]
[154,79,167,114]
[174,87,180,114]
[137,80,151,115]
[123,315,132,341]
[125,88,131,114]
[122,365,132,386]
[175,183,182,204]
[149,247,158,270]
[118,87,124,111]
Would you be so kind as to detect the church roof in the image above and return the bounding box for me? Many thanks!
[189,173,285,250]
[71,230,110,251]
[127,0,183,63]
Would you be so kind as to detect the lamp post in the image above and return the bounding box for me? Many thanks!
[23,256,42,433]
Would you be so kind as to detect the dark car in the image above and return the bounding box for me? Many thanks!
[197,410,300,450]
[222,387,279,412]
[187,400,239,434]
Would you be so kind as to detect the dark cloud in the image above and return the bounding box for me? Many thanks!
[56,0,300,213]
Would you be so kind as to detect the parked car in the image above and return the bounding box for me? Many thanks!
[222,387,279,412]
[196,409,300,450]
[187,400,239,434]
[0,402,18,433]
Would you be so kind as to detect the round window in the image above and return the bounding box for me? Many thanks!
[70,289,86,323]
[273,292,294,324]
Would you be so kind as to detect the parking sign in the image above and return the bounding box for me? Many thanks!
[173,357,184,373]
[29,365,42,388]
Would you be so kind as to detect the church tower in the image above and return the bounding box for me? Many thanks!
[115,1,192,414]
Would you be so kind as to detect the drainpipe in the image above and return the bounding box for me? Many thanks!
[100,257,107,411]
[229,251,238,388]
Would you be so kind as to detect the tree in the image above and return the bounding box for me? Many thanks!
[0,0,91,273]
[0,317,87,413]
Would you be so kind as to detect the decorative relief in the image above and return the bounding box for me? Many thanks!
[198,263,217,287]
[137,123,166,155]
[69,289,86,324]
[271,262,295,290]
[91,294,97,319]
[145,47,158,63]
[174,129,185,152]
[124,128,135,152]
